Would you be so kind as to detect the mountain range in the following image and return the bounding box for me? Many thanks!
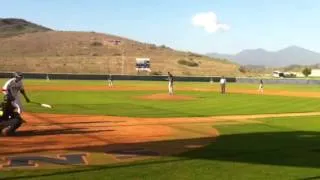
[207,46,320,67]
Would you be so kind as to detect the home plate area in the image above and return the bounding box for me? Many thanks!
[0,112,246,170]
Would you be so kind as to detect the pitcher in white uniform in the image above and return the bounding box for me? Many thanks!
[258,79,264,94]
[168,72,174,95]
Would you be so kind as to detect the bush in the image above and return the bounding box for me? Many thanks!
[178,59,199,67]
[182,71,192,75]
[112,53,122,56]
[149,44,157,49]
[284,73,297,78]
[239,66,247,73]
[187,52,202,58]
[150,71,162,75]
[90,41,103,46]
[15,24,25,30]
[302,67,312,77]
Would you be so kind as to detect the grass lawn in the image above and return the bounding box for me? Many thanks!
[0,79,317,117]
[17,89,320,117]
[1,116,320,180]
[0,79,320,92]
[1,79,320,179]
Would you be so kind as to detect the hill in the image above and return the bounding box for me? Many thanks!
[0,18,51,38]
[0,19,239,76]
[207,46,320,67]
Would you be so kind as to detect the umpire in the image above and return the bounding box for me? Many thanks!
[220,76,226,94]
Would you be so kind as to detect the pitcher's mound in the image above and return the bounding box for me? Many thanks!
[139,93,195,101]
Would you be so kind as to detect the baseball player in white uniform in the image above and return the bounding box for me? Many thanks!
[258,79,264,94]
[108,74,113,87]
[220,76,226,94]
[2,72,30,114]
[168,72,174,95]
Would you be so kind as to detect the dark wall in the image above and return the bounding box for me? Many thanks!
[0,72,236,82]
[236,77,320,85]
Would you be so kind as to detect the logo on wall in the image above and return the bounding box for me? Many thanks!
[0,148,159,169]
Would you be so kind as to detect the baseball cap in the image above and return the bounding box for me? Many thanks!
[13,72,23,78]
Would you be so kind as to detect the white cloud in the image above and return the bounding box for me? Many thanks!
[192,12,230,33]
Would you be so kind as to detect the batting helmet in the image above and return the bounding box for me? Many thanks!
[13,72,23,78]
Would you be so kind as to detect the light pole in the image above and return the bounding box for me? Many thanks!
[109,39,123,75]
[121,47,125,75]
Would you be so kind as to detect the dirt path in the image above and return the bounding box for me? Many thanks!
[0,111,319,168]
[1,111,318,156]
[0,112,221,157]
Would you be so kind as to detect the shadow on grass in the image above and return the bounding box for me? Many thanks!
[180,131,320,168]
[1,131,320,179]
[299,176,320,180]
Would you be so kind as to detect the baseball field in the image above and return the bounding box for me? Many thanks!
[1,79,320,180]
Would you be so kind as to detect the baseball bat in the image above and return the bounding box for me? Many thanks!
[30,101,52,109]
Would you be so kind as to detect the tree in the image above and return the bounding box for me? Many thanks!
[239,66,247,73]
[302,68,312,77]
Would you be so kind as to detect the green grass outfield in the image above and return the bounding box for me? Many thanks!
[20,90,320,117]
[1,78,320,92]
[0,79,319,117]
[1,79,320,179]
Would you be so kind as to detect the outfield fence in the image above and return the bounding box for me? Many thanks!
[236,77,320,85]
[0,72,319,84]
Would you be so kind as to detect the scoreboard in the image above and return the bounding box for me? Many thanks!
[136,58,151,72]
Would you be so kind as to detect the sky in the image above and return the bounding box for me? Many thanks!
[1,0,320,54]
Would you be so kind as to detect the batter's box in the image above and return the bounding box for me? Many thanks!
[106,148,159,160]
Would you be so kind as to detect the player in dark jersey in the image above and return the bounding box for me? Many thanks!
[0,95,25,136]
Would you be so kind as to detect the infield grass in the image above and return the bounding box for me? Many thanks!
[22,89,320,117]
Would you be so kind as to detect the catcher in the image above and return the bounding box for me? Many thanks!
[0,95,25,136]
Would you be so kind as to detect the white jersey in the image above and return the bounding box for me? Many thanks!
[168,75,173,85]
[2,78,24,97]
[220,78,226,84]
